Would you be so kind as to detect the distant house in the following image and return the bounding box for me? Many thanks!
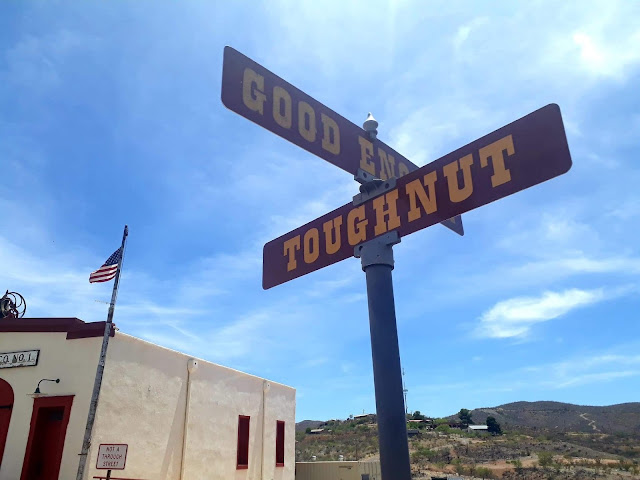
[448,421,466,429]
[309,428,325,434]
[353,413,375,420]
[468,425,489,434]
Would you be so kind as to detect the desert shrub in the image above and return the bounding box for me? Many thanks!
[475,466,494,479]
[537,451,553,468]
[452,458,465,475]
[508,458,523,472]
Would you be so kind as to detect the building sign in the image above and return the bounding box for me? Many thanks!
[221,46,463,236]
[263,103,572,289]
[0,349,39,368]
[96,444,128,470]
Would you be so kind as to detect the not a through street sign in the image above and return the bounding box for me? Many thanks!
[263,103,572,289]
[96,444,128,470]
[221,46,463,236]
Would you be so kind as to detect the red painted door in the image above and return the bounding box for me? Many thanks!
[21,396,73,480]
[0,378,14,467]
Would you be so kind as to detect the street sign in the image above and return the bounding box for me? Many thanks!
[96,444,128,470]
[263,103,572,289]
[0,349,39,368]
[221,46,463,236]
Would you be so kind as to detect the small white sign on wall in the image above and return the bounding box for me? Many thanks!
[0,350,39,368]
[96,444,128,470]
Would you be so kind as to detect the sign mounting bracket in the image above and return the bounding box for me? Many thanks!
[352,168,397,206]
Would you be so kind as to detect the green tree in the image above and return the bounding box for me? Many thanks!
[486,416,502,435]
[411,410,426,420]
[538,451,553,468]
[435,424,451,434]
[305,427,311,434]
[458,408,473,426]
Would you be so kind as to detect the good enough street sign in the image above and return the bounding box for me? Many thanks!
[96,444,128,470]
[221,46,462,235]
[263,103,572,289]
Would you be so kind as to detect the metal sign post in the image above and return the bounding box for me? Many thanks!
[354,117,411,480]
[357,231,410,480]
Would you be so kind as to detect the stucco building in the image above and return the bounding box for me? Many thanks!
[0,317,296,480]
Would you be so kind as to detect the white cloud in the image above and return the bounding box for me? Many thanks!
[477,288,616,339]
[571,29,640,79]
[452,17,488,51]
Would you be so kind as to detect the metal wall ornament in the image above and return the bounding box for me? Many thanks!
[0,290,26,318]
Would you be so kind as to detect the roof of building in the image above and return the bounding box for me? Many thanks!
[309,428,325,433]
[468,425,488,430]
[2,317,296,390]
[0,317,114,340]
[353,413,374,418]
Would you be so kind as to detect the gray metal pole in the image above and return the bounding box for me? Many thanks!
[356,233,412,480]
[354,113,411,480]
[76,225,129,480]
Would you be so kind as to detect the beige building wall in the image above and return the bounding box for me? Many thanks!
[0,331,102,480]
[0,324,295,480]
[87,332,296,480]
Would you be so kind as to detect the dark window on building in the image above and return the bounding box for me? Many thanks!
[275,420,285,466]
[237,415,250,469]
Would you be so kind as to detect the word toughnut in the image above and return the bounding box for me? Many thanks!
[263,102,572,289]
[281,135,514,273]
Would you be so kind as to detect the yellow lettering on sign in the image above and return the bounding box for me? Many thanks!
[443,154,474,203]
[322,216,343,254]
[347,206,368,245]
[303,228,320,264]
[273,86,292,129]
[283,236,300,272]
[379,150,396,180]
[397,162,409,178]
[479,134,514,187]
[298,101,317,142]
[358,136,375,176]
[321,113,340,155]
[242,68,266,115]
[373,190,401,236]
[405,171,438,222]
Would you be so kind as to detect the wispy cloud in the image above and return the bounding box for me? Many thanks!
[411,346,640,410]
[476,287,630,339]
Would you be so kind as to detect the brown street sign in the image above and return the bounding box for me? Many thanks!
[221,46,463,236]
[263,103,572,289]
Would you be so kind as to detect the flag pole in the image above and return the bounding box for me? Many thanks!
[76,225,129,480]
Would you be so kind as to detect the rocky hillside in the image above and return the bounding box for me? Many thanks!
[295,419,325,432]
[465,401,640,434]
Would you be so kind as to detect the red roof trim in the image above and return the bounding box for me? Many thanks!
[0,318,115,340]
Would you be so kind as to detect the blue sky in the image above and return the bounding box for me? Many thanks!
[2,1,639,421]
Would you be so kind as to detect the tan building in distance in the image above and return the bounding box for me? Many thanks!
[0,317,295,480]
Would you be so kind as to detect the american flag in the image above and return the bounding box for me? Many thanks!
[89,247,122,283]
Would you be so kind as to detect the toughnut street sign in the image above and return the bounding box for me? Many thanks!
[262,103,572,289]
[221,46,463,235]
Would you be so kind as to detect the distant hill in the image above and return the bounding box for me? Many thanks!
[455,401,640,435]
[296,420,325,432]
